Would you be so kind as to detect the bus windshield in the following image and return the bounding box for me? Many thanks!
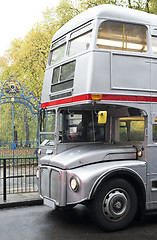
[59,110,105,143]
[59,108,145,144]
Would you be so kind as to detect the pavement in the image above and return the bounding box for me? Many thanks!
[0,192,43,208]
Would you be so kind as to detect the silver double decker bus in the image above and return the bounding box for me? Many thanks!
[37,4,157,231]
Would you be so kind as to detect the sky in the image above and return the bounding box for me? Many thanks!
[0,0,59,56]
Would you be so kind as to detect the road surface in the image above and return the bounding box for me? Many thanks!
[1,205,157,240]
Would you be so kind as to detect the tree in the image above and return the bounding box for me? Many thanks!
[55,0,80,27]
[15,25,51,98]
[0,55,9,77]
[149,0,157,13]
[0,25,51,99]
[81,0,157,13]
[81,0,119,10]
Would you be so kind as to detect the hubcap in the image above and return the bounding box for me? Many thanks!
[102,188,130,222]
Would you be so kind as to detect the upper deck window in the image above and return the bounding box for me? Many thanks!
[68,30,92,57]
[96,21,147,53]
[50,37,66,65]
[51,61,75,93]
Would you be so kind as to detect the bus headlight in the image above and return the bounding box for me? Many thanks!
[137,150,143,157]
[70,177,80,192]
[36,169,40,179]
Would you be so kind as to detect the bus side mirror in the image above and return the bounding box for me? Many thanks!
[98,111,107,124]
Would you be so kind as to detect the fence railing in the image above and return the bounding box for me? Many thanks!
[0,157,38,201]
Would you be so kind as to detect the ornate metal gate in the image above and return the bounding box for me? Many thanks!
[0,76,39,158]
[0,76,39,199]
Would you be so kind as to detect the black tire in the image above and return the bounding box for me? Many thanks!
[90,178,137,231]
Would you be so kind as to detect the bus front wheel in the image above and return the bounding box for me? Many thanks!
[90,178,137,231]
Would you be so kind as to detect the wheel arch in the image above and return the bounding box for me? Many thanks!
[90,168,146,217]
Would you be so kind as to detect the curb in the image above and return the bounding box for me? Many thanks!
[0,199,43,209]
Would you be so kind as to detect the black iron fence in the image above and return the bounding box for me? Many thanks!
[0,157,38,201]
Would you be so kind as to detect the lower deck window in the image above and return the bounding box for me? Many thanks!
[40,109,56,146]
[119,117,145,142]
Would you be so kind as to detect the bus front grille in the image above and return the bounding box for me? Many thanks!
[40,167,61,204]
[50,169,61,204]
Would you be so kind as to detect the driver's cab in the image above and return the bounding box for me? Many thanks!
[39,104,147,160]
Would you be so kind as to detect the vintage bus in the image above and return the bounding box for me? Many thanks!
[36,4,157,231]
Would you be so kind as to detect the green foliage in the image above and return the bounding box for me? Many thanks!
[81,0,157,13]
[0,26,51,99]
[81,0,119,9]
[149,0,157,13]
[55,0,80,27]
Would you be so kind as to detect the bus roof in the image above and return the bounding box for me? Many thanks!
[53,4,157,42]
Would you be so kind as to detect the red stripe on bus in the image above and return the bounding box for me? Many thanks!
[151,97,157,102]
[102,95,152,102]
[41,94,157,108]
[73,94,91,102]
[41,94,91,108]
